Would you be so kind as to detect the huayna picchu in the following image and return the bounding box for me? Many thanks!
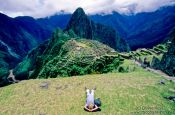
[0,1,175,115]
[65,8,130,52]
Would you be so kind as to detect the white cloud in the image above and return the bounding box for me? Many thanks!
[0,0,174,18]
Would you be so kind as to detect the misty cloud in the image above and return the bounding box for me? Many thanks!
[0,0,175,18]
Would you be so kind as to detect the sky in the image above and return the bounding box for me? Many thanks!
[0,0,175,18]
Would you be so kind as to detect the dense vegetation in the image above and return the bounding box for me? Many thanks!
[65,8,130,52]
[0,6,175,115]
[0,13,51,58]
[159,29,175,76]
[0,7,175,88]
[1,6,175,82]
[90,6,175,50]
[12,8,133,81]
[116,43,169,71]
[0,13,51,82]
[14,29,130,80]
[5,25,175,86]
[38,6,175,50]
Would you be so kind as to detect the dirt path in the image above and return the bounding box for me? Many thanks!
[132,60,175,80]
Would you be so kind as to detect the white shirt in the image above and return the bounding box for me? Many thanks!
[86,89,95,106]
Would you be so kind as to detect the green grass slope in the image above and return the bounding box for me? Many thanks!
[0,68,174,115]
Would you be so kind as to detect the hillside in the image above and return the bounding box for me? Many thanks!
[0,50,19,78]
[0,13,51,58]
[123,29,175,77]
[90,6,175,49]
[37,14,71,31]
[37,6,175,50]
[0,6,175,79]
[13,28,125,81]
[5,21,174,86]
[0,2,175,115]
[65,8,130,52]
[159,29,175,76]
[0,5,174,57]
[0,13,51,80]
[0,68,174,115]
[0,7,130,82]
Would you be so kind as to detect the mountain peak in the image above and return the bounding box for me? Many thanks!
[65,7,130,52]
[69,7,87,22]
[65,7,93,39]
[74,7,86,15]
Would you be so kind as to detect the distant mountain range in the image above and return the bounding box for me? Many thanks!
[37,5,175,50]
[0,14,51,57]
[64,8,130,52]
[13,8,129,80]
[0,5,175,75]
[0,6,175,86]
[91,6,175,50]
[0,13,52,77]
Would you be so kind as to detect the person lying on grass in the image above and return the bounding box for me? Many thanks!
[84,87,101,112]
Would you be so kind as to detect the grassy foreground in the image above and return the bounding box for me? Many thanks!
[0,68,175,115]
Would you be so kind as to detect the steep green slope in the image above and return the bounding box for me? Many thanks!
[14,29,125,80]
[37,6,175,50]
[159,29,175,76]
[0,69,174,115]
[14,40,49,80]
[116,42,169,68]
[0,13,50,58]
[0,49,20,86]
[0,51,11,77]
[90,6,175,50]
[38,39,118,78]
[65,8,130,52]
[0,13,51,81]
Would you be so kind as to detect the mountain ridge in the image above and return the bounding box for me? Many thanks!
[0,12,52,82]
[65,7,130,52]
[37,5,175,49]
[0,6,175,85]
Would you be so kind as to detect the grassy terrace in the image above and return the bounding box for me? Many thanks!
[0,68,175,115]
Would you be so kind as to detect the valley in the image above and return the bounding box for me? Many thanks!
[0,3,175,115]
